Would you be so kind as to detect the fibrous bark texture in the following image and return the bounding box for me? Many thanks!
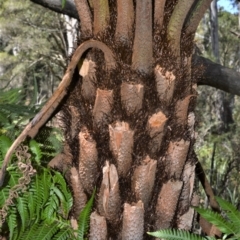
[48,0,212,238]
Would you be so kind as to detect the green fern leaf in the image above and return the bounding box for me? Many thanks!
[194,207,236,235]
[52,220,76,240]
[147,228,206,240]
[42,193,58,222]
[29,139,42,164]
[30,174,45,222]
[0,183,10,206]
[16,195,30,233]
[36,222,59,240]
[216,197,240,234]
[18,222,40,240]
[52,170,72,217]
[78,188,96,239]
[7,208,17,240]
[0,135,12,161]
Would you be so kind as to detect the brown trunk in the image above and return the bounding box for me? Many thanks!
[48,0,209,238]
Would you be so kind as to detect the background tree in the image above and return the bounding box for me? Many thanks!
[195,3,240,207]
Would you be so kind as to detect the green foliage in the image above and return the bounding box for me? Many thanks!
[0,0,67,107]
[78,188,96,239]
[0,166,74,240]
[0,136,96,239]
[148,197,240,240]
[29,139,42,164]
[195,8,240,204]
[0,135,12,160]
[147,228,212,240]
[0,88,38,134]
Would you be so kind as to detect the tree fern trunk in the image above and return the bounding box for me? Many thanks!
[54,0,209,238]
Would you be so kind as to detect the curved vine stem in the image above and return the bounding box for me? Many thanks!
[0,40,116,187]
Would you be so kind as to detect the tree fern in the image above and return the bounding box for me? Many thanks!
[78,188,96,239]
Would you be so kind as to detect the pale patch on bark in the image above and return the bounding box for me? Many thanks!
[78,127,98,193]
[93,89,113,127]
[147,111,168,154]
[165,139,190,179]
[89,211,107,240]
[98,161,121,221]
[80,59,97,102]
[70,217,78,238]
[69,167,87,219]
[120,82,144,115]
[155,180,183,229]
[122,201,144,240]
[178,162,195,214]
[109,121,134,177]
[132,156,157,208]
[178,208,195,230]
[175,95,194,125]
[188,112,195,139]
[155,65,175,104]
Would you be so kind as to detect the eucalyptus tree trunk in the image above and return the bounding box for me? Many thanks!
[51,0,212,238]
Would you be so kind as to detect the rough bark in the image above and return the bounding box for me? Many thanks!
[30,0,240,97]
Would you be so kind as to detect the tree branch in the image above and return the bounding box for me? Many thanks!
[193,55,240,96]
[30,0,79,20]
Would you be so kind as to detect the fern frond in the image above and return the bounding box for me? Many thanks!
[7,208,17,240]
[42,193,59,221]
[18,222,40,240]
[0,135,12,160]
[52,225,75,240]
[147,228,206,239]
[16,195,30,232]
[0,183,10,206]
[29,140,42,164]
[78,188,96,239]
[52,171,73,217]
[36,222,59,240]
[216,197,240,234]
[194,207,236,235]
